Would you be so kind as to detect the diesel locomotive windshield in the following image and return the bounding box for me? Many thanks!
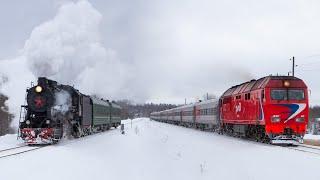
[271,89,305,100]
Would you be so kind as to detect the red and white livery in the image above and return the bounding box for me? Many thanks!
[151,76,309,144]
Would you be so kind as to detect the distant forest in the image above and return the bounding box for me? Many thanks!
[0,94,14,136]
[309,106,320,121]
[116,99,178,119]
[1,94,320,136]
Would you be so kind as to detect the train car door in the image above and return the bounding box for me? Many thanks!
[193,106,196,127]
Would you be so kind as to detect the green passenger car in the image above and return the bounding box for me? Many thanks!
[110,102,122,124]
[91,98,122,131]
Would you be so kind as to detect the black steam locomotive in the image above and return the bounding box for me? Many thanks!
[19,77,122,144]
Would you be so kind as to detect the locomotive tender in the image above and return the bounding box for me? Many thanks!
[151,76,309,144]
[19,77,121,144]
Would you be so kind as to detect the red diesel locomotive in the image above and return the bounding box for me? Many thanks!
[151,76,309,144]
[220,76,308,144]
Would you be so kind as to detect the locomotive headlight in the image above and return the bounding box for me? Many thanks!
[45,120,50,124]
[25,120,31,125]
[35,86,43,93]
[283,81,290,87]
[296,117,305,122]
[271,115,281,123]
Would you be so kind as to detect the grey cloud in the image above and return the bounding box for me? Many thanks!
[1,0,320,116]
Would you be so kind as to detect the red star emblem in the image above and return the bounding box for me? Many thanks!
[34,96,45,108]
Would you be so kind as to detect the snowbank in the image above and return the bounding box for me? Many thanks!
[304,134,320,140]
[304,134,320,146]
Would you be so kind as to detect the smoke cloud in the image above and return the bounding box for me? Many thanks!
[0,0,257,127]
[0,0,128,126]
[24,0,114,85]
[52,90,72,115]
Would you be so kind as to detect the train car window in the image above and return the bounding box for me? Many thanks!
[245,93,250,100]
[213,107,217,114]
[288,90,305,100]
[248,93,250,100]
[261,90,265,99]
[271,90,287,100]
[223,97,231,104]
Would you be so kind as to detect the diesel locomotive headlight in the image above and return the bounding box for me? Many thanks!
[35,86,43,93]
[45,120,50,124]
[284,81,290,87]
[25,120,31,125]
[296,117,305,122]
[271,116,281,123]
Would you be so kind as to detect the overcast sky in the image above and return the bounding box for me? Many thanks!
[0,0,320,106]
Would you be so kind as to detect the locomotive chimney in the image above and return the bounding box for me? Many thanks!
[38,77,47,86]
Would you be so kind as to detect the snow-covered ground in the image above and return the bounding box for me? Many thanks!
[0,134,24,149]
[304,134,320,140]
[0,118,320,180]
[303,134,320,146]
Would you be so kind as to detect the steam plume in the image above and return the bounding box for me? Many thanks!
[0,0,126,126]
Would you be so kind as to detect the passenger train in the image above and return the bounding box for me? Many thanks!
[151,76,309,144]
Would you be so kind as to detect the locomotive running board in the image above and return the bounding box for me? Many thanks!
[271,135,303,145]
[271,139,301,145]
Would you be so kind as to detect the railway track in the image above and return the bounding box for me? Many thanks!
[0,145,46,159]
[0,145,27,153]
[0,126,121,159]
[285,144,320,156]
[219,131,320,155]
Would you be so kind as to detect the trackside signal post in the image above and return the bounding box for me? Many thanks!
[121,124,125,134]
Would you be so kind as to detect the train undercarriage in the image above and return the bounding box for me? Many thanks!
[19,122,121,145]
[218,123,303,145]
[152,119,303,145]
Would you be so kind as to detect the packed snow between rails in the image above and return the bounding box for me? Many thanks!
[0,118,320,180]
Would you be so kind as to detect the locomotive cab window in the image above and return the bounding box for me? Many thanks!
[271,89,305,100]
[288,90,305,100]
[271,90,287,100]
